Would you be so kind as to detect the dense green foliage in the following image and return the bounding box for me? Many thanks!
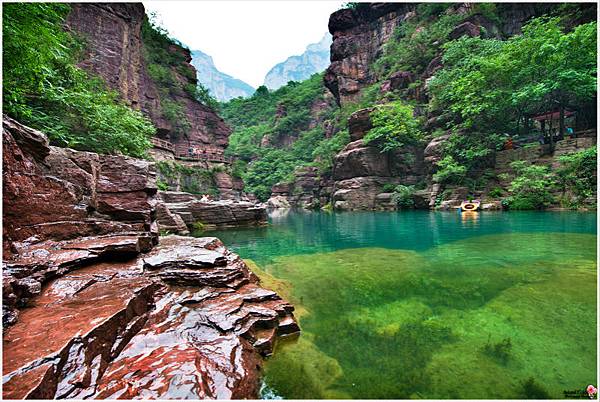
[3,3,154,157]
[556,146,597,207]
[363,101,424,152]
[431,18,597,131]
[429,17,597,182]
[221,74,346,201]
[391,185,416,208]
[504,161,555,210]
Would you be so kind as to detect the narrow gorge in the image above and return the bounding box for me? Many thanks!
[2,2,597,400]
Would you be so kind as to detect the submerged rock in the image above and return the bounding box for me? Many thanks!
[2,236,299,399]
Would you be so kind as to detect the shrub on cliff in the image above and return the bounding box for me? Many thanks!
[504,161,555,210]
[363,101,424,152]
[556,146,597,207]
[430,17,597,134]
[3,3,154,158]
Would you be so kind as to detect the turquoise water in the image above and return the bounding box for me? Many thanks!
[206,210,597,399]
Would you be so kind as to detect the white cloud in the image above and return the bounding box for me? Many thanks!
[143,1,343,88]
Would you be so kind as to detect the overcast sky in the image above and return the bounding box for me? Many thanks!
[143,1,343,88]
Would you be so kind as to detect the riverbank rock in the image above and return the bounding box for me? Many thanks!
[157,191,267,231]
[331,139,425,210]
[2,236,299,399]
[3,116,158,259]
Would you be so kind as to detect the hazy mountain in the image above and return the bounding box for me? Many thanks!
[190,50,255,102]
[263,33,332,90]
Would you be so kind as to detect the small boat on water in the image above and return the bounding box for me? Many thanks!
[459,200,480,212]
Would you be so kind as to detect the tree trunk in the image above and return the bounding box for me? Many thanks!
[559,105,565,140]
[549,116,555,153]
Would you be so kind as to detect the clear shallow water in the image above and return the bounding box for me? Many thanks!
[206,210,597,399]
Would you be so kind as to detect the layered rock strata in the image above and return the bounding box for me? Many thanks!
[157,191,267,232]
[3,236,299,399]
[331,109,424,210]
[324,3,416,105]
[3,118,298,398]
[267,167,333,210]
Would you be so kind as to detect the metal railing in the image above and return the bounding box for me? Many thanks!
[176,152,233,164]
[150,137,175,152]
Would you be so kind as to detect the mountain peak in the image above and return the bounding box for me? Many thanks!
[190,50,255,102]
[263,33,332,90]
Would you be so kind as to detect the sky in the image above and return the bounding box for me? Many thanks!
[143,1,343,88]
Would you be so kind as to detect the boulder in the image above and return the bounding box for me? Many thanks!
[267,195,291,209]
[158,191,267,229]
[389,71,415,90]
[333,176,399,210]
[481,201,503,211]
[448,21,481,40]
[348,108,374,140]
[333,140,390,180]
[155,202,190,235]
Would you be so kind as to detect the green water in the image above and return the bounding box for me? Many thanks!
[206,211,597,399]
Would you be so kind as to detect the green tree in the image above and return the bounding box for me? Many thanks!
[505,161,555,210]
[363,101,424,152]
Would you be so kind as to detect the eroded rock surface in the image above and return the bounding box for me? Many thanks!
[3,236,299,399]
[3,116,159,325]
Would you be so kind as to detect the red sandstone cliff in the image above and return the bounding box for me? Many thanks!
[66,3,231,156]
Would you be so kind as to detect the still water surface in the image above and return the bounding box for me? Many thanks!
[206,210,597,399]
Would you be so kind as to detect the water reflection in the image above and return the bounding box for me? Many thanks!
[204,210,597,266]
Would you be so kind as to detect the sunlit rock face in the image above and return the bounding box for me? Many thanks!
[156,191,268,232]
[324,3,416,106]
[2,236,299,399]
[191,49,255,102]
[65,3,231,156]
[264,33,332,91]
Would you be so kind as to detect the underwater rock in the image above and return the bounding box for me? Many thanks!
[2,236,299,399]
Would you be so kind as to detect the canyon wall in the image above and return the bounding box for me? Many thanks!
[66,3,231,156]
[324,3,416,106]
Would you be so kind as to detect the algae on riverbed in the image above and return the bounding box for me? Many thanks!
[259,233,597,399]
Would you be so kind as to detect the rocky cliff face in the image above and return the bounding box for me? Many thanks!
[66,3,231,156]
[324,3,416,106]
[2,116,158,259]
[3,117,299,398]
[324,3,561,107]
[264,33,332,90]
[191,49,255,101]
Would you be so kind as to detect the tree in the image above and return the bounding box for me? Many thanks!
[363,101,424,152]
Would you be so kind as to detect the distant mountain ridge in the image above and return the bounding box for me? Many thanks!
[190,50,255,102]
[263,33,332,90]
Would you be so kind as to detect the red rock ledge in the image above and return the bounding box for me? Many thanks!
[3,235,299,399]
